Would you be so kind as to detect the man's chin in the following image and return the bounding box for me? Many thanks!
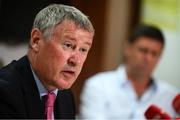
[56,82,72,90]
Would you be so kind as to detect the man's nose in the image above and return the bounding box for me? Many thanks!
[145,52,154,62]
[68,52,81,67]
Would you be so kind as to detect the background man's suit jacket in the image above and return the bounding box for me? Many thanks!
[0,56,76,119]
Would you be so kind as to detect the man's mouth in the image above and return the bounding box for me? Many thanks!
[62,70,75,78]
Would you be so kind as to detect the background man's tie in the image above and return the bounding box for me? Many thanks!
[44,92,56,120]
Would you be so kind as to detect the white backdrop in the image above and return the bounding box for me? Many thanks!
[141,0,180,89]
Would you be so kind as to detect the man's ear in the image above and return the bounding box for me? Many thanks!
[30,28,42,52]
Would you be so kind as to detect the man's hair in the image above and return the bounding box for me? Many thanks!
[128,24,165,47]
[32,4,94,38]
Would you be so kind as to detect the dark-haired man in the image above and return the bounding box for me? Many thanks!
[80,24,178,119]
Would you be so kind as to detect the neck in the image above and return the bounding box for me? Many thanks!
[126,67,151,98]
[27,50,56,91]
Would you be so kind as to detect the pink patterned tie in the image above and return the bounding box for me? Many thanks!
[45,92,56,120]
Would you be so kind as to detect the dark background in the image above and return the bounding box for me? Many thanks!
[0,0,72,43]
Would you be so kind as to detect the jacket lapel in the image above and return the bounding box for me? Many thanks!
[54,90,76,119]
[16,56,44,118]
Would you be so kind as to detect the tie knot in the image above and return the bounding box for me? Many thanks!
[45,92,56,107]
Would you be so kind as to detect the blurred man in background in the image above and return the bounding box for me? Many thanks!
[80,24,179,119]
[0,4,94,119]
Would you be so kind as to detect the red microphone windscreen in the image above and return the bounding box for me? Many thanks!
[173,93,180,115]
[145,104,171,119]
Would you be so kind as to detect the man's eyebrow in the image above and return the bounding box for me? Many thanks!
[84,42,92,46]
[64,35,76,41]
[65,35,92,46]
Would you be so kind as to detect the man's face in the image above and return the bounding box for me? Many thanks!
[125,37,163,77]
[31,20,93,90]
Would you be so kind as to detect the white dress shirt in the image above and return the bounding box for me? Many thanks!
[80,65,179,119]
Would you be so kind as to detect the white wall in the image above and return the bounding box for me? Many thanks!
[0,43,28,66]
[141,0,180,89]
[154,31,180,89]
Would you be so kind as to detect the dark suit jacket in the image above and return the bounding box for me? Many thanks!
[0,56,76,119]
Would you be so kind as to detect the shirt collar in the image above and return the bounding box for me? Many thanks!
[116,65,158,91]
[116,65,129,87]
[30,65,58,98]
[149,77,158,91]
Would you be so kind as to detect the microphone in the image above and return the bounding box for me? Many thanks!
[172,93,180,115]
[144,104,171,119]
